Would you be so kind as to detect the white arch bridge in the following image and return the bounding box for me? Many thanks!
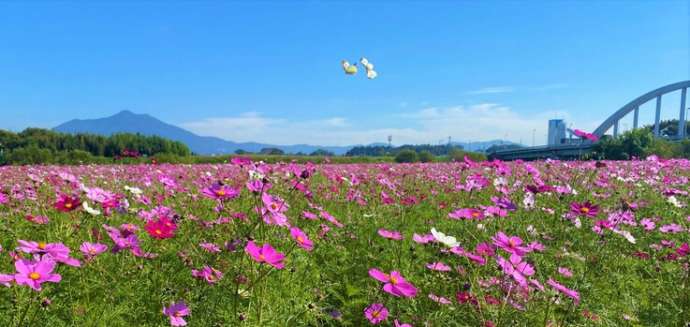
[490,80,690,160]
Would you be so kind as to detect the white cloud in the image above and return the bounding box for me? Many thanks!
[180,104,597,146]
[465,86,515,95]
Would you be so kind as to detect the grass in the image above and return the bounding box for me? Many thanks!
[0,159,688,326]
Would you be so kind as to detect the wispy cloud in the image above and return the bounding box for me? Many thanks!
[180,104,595,146]
[529,83,568,91]
[465,86,515,95]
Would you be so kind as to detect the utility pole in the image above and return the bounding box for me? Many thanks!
[532,129,536,146]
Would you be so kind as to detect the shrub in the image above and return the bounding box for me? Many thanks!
[418,150,434,163]
[395,150,418,163]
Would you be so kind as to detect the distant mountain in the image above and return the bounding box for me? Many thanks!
[53,110,516,156]
[452,140,521,152]
[53,110,354,155]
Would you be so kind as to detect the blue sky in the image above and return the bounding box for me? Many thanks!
[0,1,688,146]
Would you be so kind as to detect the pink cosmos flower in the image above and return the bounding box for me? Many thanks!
[302,211,318,220]
[659,224,683,233]
[25,215,49,225]
[368,268,417,298]
[475,242,495,257]
[428,293,452,304]
[426,262,451,272]
[191,265,223,284]
[529,241,545,252]
[363,303,388,324]
[13,258,61,291]
[640,218,656,231]
[320,210,344,228]
[80,242,108,258]
[394,320,412,327]
[412,233,435,244]
[102,224,155,259]
[163,301,190,326]
[260,193,290,226]
[547,278,580,304]
[569,201,599,218]
[199,242,221,253]
[0,273,13,287]
[496,254,535,287]
[448,208,484,220]
[201,183,240,201]
[289,227,314,251]
[17,240,81,267]
[245,241,285,269]
[492,232,530,256]
[378,229,403,240]
[558,267,573,278]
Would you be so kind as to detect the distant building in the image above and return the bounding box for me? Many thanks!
[547,119,566,146]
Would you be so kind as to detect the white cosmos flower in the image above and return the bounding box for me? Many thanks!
[82,201,101,216]
[668,196,683,208]
[431,228,459,248]
[612,229,636,244]
[248,170,264,180]
[124,185,143,196]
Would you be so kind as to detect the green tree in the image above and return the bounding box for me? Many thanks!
[394,150,418,163]
[418,150,434,163]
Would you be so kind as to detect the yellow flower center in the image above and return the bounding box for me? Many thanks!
[65,202,72,208]
[259,254,265,261]
[390,276,398,285]
[89,249,97,254]
[174,312,183,317]
[580,207,590,213]
[471,212,480,217]
[271,203,278,210]
[297,236,305,243]
[29,272,40,280]
[508,239,516,247]
[155,229,162,235]
[38,242,47,250]
[215,189,225,196]
[372,310,380,318]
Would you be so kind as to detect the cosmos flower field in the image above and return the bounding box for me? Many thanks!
[0,156,688,326]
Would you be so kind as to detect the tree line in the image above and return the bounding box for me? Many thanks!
[0,128,190,165]
[591,120,690,160]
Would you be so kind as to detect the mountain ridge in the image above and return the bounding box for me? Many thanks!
[53,110,515,155]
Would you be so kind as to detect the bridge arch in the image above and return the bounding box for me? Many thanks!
[592,80,690,139]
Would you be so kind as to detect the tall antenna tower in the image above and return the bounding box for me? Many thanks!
[387,135,392,147]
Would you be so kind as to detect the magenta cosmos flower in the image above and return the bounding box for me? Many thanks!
[290,227,314,251]
[192,265,223,284]
[201,183,240,201]
[17,240,81,267]
[569,201,599,218]
[80,242,108,258]
[54,194,81,212]
[163,301,190,326]
[13,258,61,291]
[368,268,417,298]
[245,241,285,269]
[492,232,530,257]
[363,303,388,324]
[377,229,403,240]
[547,278,580,304]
